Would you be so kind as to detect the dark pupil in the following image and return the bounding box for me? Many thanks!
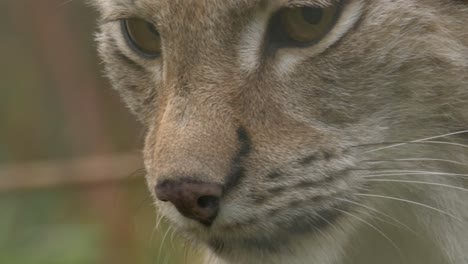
[146,22,159,36]
[301,7,323,24]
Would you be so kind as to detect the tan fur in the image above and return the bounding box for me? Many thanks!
[92,0,468,263]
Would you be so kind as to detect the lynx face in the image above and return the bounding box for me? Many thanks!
[93,0,468,263]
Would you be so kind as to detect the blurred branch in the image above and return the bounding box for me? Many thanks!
[0,154,143,192]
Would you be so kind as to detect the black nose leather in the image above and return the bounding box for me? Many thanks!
[155,180,223,226]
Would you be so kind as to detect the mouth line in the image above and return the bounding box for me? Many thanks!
[206,204,348,254]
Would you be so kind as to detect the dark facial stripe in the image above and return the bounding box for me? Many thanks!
[142,90,157,105]
[223,127,252,193]
[267,170,282,179]
[208,238,225,254]
[236,126,252,156]
[113,48,146,72]
[258,169,350,205]
[283,207,344,234]
[294,169,350,189]
[298,153,319,166]
[109,37,145,72]
[298,150,336,167]
[267,186,286,194]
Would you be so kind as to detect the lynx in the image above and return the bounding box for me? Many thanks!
[92,0,468,263]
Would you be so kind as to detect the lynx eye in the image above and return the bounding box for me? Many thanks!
[121,18,161,58]
[275,4,340,45]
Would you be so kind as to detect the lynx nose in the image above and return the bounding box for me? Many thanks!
[155,179,223,226]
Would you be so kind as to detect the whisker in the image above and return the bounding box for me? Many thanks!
[184,245,189,264]
[362,169,468,174]
[312,211,345,255]
[150,218,160,250]
[352,141,410,148]
[364,179,468,193]
[170,227,177,250]
[127,167,146,179]
[351,140,468,151]
[157,226,172,264]
[334,208,404,259]
[314,210,342,234]
[350,207,404,233]
[361,170,468,179]
[359,129,468,153]
[420,140,468,149]
[362,158,468,167]
[355,193,461,221]
[150,210,164,255]
[349,168,413,171]
[334,198,417,236]
[155,211,165,230]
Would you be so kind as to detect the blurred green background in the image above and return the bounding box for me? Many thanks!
[0,0,200,263]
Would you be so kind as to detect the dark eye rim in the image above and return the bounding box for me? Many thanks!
[120,19,161,59]
[265,3,344,52]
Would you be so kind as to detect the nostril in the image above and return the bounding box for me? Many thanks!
[155,179,223,225]
[197,195,219,209]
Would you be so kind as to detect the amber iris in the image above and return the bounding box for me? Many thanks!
[122,18,161,57]
[279,5,340,44]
